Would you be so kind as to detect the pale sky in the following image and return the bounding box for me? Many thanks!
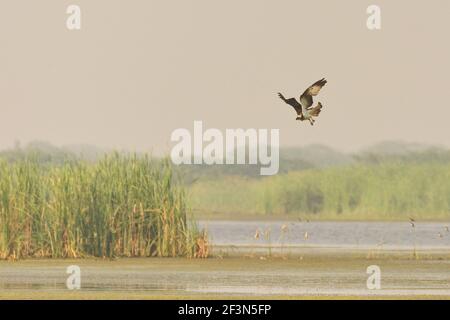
[0,0,449,153]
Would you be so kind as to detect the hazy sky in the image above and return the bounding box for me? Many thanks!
[1,0,449,153]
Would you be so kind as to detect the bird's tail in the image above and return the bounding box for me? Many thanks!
[310,102,323,116]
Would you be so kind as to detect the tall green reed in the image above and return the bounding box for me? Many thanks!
[0,153,199,259]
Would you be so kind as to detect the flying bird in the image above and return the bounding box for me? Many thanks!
[278,78,327,126]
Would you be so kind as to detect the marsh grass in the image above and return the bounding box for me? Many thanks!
[189,163,450,220]
[0,153,199,260]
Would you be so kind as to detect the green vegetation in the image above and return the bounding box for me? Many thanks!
[0,154,199,260]
[2,140,450,224]
[189,163,450,220]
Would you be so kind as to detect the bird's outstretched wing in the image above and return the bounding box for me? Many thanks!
[300,78,327,109]
[278,93,302,115]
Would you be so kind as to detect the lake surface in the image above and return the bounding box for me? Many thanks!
[198,220,450,250]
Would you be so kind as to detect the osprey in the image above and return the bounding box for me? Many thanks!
[278,78,327,126]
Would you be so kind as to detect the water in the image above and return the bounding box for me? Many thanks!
[1,220,449,298]
[199,220,450,250]
[2,256,450,298]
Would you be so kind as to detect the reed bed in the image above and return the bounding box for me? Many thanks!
[189,163,450,220]
[0,153,200,260]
